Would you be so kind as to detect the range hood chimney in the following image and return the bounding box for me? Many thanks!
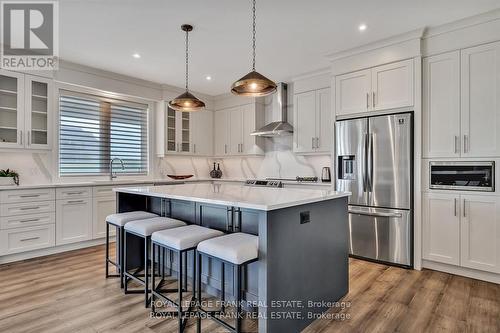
[251,82,293,137]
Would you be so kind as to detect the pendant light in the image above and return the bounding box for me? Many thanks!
[231,0,277,97]
[169,24,205,112]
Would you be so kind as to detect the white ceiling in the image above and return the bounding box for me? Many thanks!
[59,0,500,96]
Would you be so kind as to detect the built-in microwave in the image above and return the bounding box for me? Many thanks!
[429,161,495,192]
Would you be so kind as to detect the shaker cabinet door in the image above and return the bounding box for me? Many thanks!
[371,59,413,111]
[422,192,460,265]
[423,51,461,158]
[460,195,500,273]
[214,110,229,156]
[293,91,316,153]
[316,87,332,152]
[335,69,371,116]
[461,41,500,157]
[56,198,92,245]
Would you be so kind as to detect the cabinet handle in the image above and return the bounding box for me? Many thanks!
[454,198,457,217]
[463,199,466,218]
[312,137,315,149]
[372,92,376,107]
[66,191,84,195]
[28,131,31,145]
[224,144,227,154]
[226,207,234,232]
[20,194,40,198]
[234,208,242,232]
[454,136,459,154]
[463,135,468,153]
[193,144,196,153]
[19,218,40,223]
[67,200,85,204]
[19,206,40,211]
[366,93,369,109]
[316,137,320,149]
[19,130,23,145]
[20,237,40,242]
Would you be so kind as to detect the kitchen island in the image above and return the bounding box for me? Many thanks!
[114,183,350,333]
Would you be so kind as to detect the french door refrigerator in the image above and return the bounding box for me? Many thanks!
[336,112,413,267]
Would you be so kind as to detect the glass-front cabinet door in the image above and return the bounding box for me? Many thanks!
[0,71,24,148]
[164,106,192,154]
[25,75,52,149]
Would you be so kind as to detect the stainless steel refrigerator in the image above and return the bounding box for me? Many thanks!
[336,113,413,267]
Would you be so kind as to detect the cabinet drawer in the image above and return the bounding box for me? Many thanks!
[56,187,92,199]
[1,200,55,217]
[93,186,115,198]
[0,212,55,230]
[0,188,55,204]
[0,224,55,255]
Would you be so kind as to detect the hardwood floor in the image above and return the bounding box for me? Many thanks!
[0,244,498,333]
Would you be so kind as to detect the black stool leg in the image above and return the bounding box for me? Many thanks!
[124,231,128,293]
[235,264,242,333]
[178,250,183,331]
[144,236,150,308]
[119,227,125,288]
[221,263,225,313]
[196,252,202,333]
[151,242,156,312]
[183,252,188,291]
[105,222,109,278]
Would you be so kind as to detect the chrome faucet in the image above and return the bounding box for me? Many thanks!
[109,158,125,180]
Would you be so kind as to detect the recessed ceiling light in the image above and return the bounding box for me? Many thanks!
[206,76,212,81]
[358,24,367,32]
[132,53,141,59]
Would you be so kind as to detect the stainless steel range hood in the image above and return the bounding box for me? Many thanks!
[251,82,293,137]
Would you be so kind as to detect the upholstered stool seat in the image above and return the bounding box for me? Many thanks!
[152,225,224,250]
[150,225,224,333]
[105,211,158,288]
[106,211,157,227]
[125,217,186,236]
[123,217,186,308]
[196,232,259,333]
[197,233,258,265]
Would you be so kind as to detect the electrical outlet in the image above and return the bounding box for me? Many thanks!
[300,211,310,224]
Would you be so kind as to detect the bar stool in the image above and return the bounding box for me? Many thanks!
[150,225,224,332]
[105,211,158,288]
[123,217,186,307]
[196,233,258,333]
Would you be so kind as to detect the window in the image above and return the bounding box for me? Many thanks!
[59,90,148,176]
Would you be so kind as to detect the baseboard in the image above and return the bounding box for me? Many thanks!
[0,236,115,264]
[422,260,500,284]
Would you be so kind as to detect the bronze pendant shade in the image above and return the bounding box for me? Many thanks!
[231,0,276,97]
[169,24,205,112]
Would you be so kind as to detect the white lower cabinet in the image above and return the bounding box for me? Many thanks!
[423,192,500,273]
[422,192,460,265]
[0,224,55,255]
[56,197,92,245]
[460,195,500,273]
[92,195,116,239]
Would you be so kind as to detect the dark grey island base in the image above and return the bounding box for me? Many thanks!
[117,190,349,333]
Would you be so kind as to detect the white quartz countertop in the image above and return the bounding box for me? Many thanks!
[114,183,350,211]
[0,178,333,191]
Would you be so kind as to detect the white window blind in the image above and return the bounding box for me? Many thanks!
[59,91,148,176]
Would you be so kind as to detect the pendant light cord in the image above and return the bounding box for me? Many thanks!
[185,28,189,91]
[252,0,256,71]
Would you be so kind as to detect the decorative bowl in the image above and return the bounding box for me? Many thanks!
[167,174,194,180]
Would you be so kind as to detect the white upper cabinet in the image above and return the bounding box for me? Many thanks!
[335,69,371,116]
[460,195,500,273]
[0,70,52,149]
[294,88,332,154]
[371,59,414,111]
[214,109,229,156]
[160,104,213,156]
[423,51,461,158]
[191,110,214,156]
[294,91,316,153]
[422,192,460,265]
[461,41,500,158]
[335,59,414,117]
[214,103,264,156]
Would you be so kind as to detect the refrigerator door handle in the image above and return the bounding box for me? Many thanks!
[348,208,403,218]
[367,133,374,192]
[363,133,369,193]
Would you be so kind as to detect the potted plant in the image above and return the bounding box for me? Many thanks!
[0,169,19,186]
